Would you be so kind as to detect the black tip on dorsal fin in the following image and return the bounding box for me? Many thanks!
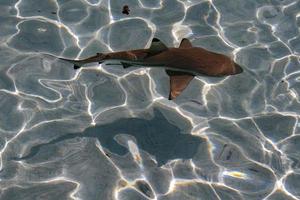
[149,38,168,53]
[179,38,192,48]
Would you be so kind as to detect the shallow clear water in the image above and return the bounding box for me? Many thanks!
[0,0,300,199]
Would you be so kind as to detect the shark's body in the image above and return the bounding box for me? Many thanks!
[60,38,243,99]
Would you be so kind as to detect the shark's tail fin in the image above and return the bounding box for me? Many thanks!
[74,64,81,70]
[70,61,84,70]
[59,58,84,70]
[62,53,107,69]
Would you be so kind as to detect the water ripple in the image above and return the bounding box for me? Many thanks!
[0,0,299,199]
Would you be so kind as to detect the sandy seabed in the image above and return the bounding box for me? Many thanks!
[0,0,300,199]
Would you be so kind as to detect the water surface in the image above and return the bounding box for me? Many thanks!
[0,0,300,199]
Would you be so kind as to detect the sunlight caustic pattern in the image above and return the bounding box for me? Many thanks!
[0,0,300,199]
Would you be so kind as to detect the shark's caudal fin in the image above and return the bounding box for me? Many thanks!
[165,70,195,100]
[74,64,81,69]
[179,38,193,48]
[59,53,105,70]
[59,58,84,69]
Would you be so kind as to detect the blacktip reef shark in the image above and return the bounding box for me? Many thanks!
[59,38,243,100]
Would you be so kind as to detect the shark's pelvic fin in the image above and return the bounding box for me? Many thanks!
[179,38,193,48]
[149,38,168,53]
[121,62,134,68]
[165,70,195,100]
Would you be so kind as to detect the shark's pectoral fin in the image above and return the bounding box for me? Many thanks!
[179,38,193,48]
[166,70,195,100]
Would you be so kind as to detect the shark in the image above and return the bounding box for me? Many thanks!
[59,38,243,100]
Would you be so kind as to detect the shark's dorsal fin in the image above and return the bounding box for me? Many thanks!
[179,38,192,48]
[165,70,195,100]
[149,38,168,53]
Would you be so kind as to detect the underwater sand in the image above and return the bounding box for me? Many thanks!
[0,0,300,199]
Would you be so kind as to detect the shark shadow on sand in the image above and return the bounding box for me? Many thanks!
[13,109,205,166]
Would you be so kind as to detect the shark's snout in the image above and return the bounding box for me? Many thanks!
[234,63,243,74]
